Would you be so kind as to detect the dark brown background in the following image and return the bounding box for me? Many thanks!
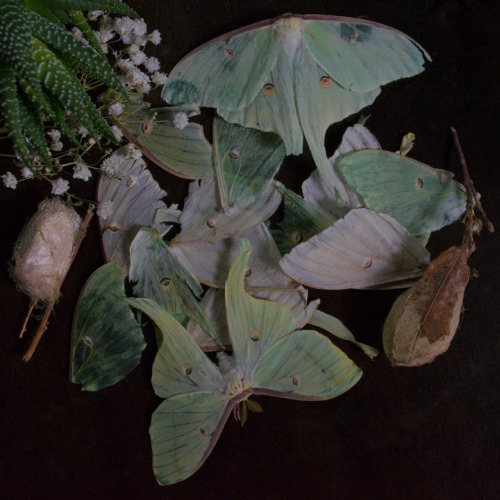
[1,1,498,498]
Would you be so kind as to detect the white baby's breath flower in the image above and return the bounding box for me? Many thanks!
[132,18,148,37]
[148,29,161,45]
[126,175,138,188]
[117,58,135,72]
[51,178,70,195]
[108,102,124,116]
[87,10,103,21]
[127,144,142,160]
[113,17,134,37]
[129,49,147,66]
[111,125,123,142]
[135,80,151,94]
[151,71,168,85]
[2,172,18,189]
[21,167,34,179]
[47,129,61,142]
[144,56,160,73]
[126,67,150,88]
[173,112,189,130]
[97,200,114,220]
[50,140,63,152]
[100,157,121,178]
[73,162,92,181]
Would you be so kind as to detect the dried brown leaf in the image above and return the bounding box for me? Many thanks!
[383,244,471,366]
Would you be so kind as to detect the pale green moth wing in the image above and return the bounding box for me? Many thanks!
[150,392,229,485]
[225,238,297,379]
[302,123,381,217]
[126,297,225,398]
[70,262,145,391]
[280,208,430,290]
[174,178,281,244]
[164,15,428,202]
[115,97,214,179]
[97,146,168,274]
[251,288,320,330]
[185,288,230,351]
[128,228,219,344]
[227,238,362,399]
[171,223,296,291]
[271,185,334,255]
[335,149,467,235]
[253,330,362,400]
[308,309,379,359]
[163,22,278,111]
[126,297,230,484]
[213,116,286,209]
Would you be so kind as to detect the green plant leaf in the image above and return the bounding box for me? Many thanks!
[17,93,52,167]
[31,37,117,144]
[39,0,139,19]
[0,64,33,168]
[30,11,127,98]
[67,9,105,55]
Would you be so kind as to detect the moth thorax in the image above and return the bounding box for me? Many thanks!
[227,377,251,396]
[275,17,302,61]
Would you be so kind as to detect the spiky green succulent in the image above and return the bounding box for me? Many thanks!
[0,0,138,170]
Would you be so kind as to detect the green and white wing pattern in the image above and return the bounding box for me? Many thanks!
[116,98,214,179]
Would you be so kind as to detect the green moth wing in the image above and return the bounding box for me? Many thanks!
[174,178,281,244]
[97,146,168,274]
[150,392,230,485]
[129,228,219,343]
[336,149,467,236]
[213,116,286,210]
[185,288,230,351]
[115,97,214,179]
[172,223,296,291]
[253,330,362,399]
[280,208,430,289]
[163,14,429,201]
[271,185,334,255]
[70,262,145,391]
[302,123,380,216]
[126,297,225,398]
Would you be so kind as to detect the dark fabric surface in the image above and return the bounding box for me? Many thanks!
[0,1,498,498]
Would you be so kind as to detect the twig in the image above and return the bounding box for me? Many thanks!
[451,127,495,237]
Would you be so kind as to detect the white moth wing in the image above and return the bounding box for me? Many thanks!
[280,208,430,290]
[97,146,168,274]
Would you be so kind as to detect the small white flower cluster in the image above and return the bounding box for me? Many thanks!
[173,112,189,130]
[47,129,63,152]
[88,13,168,95]
[96,200,114,220]
[2,172,18,189]
[51,177,70,196]
[99,144,142,189]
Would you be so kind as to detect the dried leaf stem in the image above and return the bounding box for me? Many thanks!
[451,127,494,251]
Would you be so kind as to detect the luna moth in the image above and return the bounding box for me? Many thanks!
[163,14,430,203]
[127,239,362,484]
